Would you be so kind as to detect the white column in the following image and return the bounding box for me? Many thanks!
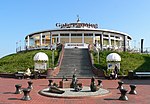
[55,37,57,43]
[119,41,122,48]
[82,33,84,43]
[58,33,60,43]
[40,33,43,46]
[27,36,30,48]
[69,33,71,43]
[114,40,116,46]
[50,32,52,50]
[93,33,95,44]
[114,38,116,47]
[108,33,111,47]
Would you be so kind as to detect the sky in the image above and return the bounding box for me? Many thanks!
[0,0,150,58]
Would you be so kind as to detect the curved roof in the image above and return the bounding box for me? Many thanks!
[25,26,132,40]
[106,53,121,62]
[33,52,48,62]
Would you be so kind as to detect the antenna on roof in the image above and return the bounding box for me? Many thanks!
[77,15,80,23]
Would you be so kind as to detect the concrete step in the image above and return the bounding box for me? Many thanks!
[56,48,95,78]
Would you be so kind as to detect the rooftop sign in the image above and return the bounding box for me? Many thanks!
[56,23,98,29]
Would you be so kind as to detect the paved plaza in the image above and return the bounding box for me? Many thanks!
[0,77,150,104]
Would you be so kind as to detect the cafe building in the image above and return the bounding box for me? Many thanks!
[25,18,132,51]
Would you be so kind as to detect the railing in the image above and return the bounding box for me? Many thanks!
[16,43,150,54]
[64,43,89,49]
[127,47,150,54]
[16,44,59,53]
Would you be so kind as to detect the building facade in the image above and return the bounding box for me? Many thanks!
[24,19,132,51]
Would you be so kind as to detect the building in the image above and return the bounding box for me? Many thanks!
[24,18,132,51]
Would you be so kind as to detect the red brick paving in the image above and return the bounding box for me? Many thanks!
[0,77,150,104]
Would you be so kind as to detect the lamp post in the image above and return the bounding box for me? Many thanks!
[95,48,99,64]
[133,40,136,49]
[52,49,54,67]
[19,40,21,51]
[51,44,56,68]
[16,42,18,52]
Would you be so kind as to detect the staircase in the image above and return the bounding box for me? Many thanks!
[56,48,95,78]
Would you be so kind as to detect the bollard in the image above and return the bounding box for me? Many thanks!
[128,70,134,80]
[97,80,103,87]
[48,79,53,86]
[21,88,31,101]
[15,84,22,94]
[27,81,33,89]
[119,89,128,101]
[129,84,137,95]
[117,81,124,89]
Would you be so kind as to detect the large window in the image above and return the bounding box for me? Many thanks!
[103,39,109,45]
[71,34,82,36]
[84,33,93,36]
[95,34,100,36]
[60,34,69,36]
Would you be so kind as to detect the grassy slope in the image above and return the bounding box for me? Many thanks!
[0,50,59,73]
[1,49,150,75]
[93,51,150,75]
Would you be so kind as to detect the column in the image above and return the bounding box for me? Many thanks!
[108,33,111,47]
[114,38,116,49]
[27,36,30,49]
[82,33,84,43]
[123,36,127,51]
[100,33,103,50]
[50,32,52,50]
[93,33,95,44]
[119,40,122,49]
[40,33,43,46]
[58,33,60,43]
[114,39,116,46]
[69,33,71,43]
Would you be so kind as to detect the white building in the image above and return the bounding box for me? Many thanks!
[24,19,132,51]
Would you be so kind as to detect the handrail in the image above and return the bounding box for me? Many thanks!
[57,44,64,67]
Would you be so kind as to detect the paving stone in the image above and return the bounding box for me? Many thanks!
[0,78,150,104]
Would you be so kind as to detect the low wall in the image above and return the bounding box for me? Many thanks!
[47,45,64,77]
[88,45,105,77]
[0,73,14,78]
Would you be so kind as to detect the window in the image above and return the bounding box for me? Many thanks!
[84,33,93,36]
[60,34,69,36]
[71,34,82,36]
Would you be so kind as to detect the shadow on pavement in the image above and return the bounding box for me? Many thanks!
[122,79,150,85]
[8,98,21,100]
[104,98,118,100]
